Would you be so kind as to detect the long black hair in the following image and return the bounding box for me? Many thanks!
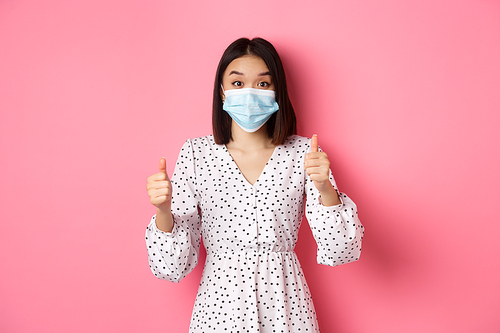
[212,37,296,145]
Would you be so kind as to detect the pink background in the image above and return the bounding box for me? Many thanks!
[1,0,499,332]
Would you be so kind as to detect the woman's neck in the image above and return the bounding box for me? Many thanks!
[227,121,275,151]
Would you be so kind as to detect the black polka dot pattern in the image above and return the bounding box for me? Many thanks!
[145,135,364,332]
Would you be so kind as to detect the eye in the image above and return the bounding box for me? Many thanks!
[258,81,270,88]
[232,81,243,87]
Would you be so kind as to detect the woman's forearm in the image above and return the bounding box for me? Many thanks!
[155,206,174,232]
[319,184,342,206]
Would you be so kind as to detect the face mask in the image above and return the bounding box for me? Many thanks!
[222,86,279,132]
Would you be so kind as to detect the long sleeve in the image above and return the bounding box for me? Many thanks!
[304,140,364,267]
[145,140,201,283]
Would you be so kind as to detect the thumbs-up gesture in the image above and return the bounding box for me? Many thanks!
[305,134,341,206]
[147,157,173,210]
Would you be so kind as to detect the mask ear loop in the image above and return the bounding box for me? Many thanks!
[220,84,225,102]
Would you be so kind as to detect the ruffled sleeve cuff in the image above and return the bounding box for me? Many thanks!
[145,215,197,283]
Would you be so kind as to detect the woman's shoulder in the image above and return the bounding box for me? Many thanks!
[281,135,312,150]
[181,135,223,154]
[186,134,215,146]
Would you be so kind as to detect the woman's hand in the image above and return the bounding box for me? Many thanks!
[147,158,174,232]
[147,157,173,209]
[304,134,341,206]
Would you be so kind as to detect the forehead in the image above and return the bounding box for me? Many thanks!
[224,55,270,75]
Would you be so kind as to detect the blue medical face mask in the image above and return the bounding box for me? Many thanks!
[222,86,279,133]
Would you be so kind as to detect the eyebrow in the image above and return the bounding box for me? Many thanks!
[229,70,272,76]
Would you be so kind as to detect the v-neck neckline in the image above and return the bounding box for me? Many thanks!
[222,143,278,187]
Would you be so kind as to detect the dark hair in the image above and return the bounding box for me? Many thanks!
[212,37,297,145]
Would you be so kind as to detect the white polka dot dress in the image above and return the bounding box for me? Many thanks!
[145,135,364,333]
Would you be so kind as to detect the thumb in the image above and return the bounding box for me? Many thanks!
[159,157,167,174]
[311,134,319,153]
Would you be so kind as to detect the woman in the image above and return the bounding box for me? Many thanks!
[146,37,364,332]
